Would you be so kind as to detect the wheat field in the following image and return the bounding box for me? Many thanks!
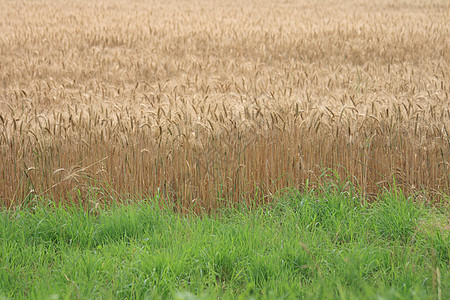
[0,0,449,210]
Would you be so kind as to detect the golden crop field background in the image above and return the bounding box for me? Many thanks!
[0,0,449,210]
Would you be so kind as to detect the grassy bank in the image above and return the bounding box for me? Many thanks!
[1,187,448,299]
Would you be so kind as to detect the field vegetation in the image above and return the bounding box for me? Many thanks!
[0,1,449,298]
[0,0,448,210]
[1,187,449,298]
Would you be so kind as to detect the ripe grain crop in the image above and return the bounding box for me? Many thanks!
[0,0,449,210]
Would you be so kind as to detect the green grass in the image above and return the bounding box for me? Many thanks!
[0,186,448,299]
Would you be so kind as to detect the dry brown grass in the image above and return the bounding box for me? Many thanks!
[0,0,449,210]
